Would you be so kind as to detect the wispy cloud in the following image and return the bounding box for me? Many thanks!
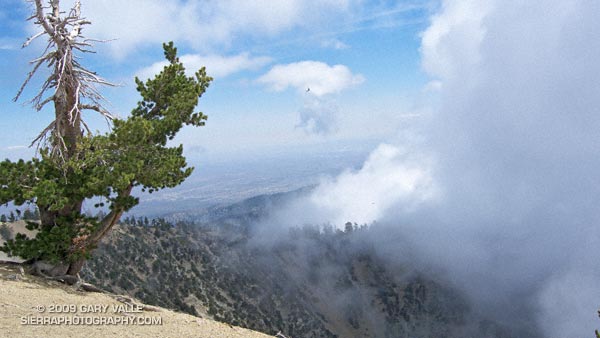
[65,0,356,59]
[32,1,430,59]
[296,98,339,135]
[137,53,272,80]
[245,2,432,52]
[0,37,20,50]
[320,38,350,50]
[4,145,27,151]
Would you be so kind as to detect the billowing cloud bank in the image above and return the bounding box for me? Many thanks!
[256,1,600,336]
[415,1,600,336]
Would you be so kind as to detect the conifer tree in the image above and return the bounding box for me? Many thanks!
[0,0,211,276]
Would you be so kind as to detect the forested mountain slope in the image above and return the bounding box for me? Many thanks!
[81,194,523,338]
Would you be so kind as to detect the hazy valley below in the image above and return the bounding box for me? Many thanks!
[129,144,373,218]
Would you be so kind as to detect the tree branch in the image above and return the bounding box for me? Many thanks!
[22,31,45,48]
[79,104,114,120]
[29,121,56,147]
[87,183,134,246]
[32,0,55,37]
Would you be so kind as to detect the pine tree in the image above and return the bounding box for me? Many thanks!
[0,0,211,276]
[23,208,34,221]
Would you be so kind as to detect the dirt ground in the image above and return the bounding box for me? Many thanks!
[0,264,272,338]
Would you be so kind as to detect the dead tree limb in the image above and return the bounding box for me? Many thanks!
[16,0,115,160]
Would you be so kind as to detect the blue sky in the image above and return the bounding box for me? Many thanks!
[0,0,435,163]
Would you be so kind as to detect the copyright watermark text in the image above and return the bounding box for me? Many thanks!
[21,315,162,326]
[21,303,162,326]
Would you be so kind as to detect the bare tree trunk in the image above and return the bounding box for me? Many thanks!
[53,54,81,159]
[66,258,85,276]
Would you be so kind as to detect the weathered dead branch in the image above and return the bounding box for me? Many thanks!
[16,0,115,160]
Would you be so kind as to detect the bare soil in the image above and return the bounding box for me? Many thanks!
[0,264,272,338]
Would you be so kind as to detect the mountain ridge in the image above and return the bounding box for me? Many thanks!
[79,190,527,337]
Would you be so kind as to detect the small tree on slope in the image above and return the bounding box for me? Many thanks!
[0,0,212,277]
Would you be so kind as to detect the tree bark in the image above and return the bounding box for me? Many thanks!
[65,258,85,276]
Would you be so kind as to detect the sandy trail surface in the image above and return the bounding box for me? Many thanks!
[0,264,272,338]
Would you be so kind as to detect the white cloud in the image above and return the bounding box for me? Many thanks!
[57,0,355,59]
[136,53,272,80]
[257,143,434,229]
[258,61,364,135]
[296,97,339,135]
[417,0,600,336]
[423,80,442,92]
[420,0,491,81]
[258,61,364,96]
[18,0,431,62]
[308,144,434,226]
